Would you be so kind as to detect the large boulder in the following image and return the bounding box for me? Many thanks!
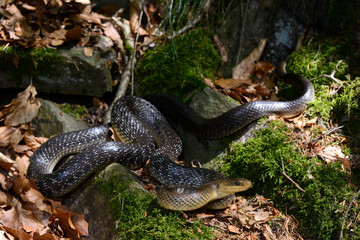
[176,87,257,165]
[0,47,115,97]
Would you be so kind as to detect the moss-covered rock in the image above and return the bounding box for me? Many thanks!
[96,170,214,239]
[0,46,115,96]
[218,120,356,239]
[136,29,221,102]
[286,36,360,122]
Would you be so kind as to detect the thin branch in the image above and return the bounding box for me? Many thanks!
[236,0,250,65]
[131,7,144,96]
[339,188,360,240]
[282,160,305,192]
[323,70,342,83]
[103,59,133,124]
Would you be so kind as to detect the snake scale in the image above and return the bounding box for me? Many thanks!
[28,64,314,211]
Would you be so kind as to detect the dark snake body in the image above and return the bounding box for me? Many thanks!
[28,69,314,210]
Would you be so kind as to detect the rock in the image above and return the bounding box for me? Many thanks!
[62,163,149,240]
[215,0,329,76]
[32,98,88,137]
[31,98,149,240]
[175,87,257,165]
[0,47,115,97]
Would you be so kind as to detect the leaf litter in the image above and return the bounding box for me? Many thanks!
[0,84,88,239]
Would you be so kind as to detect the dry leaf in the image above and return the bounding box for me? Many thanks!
[232,39,268,80]
[228,224,240,234]
[317,145,349,164]
[103,22,121,43]
[0,186,13,202]
[49,209,82,239]
[21,189,52,213]
[5,84,41,127]
[196,213,214,219]
[255,61,275,79]
[94,35,113,52]
[249,211,270,222]
[24,134,48,151]
[215,77,253,89]
[0,199,45,232]
[83,47,94,57]
[70,212,89,236]
[0,126,16,147]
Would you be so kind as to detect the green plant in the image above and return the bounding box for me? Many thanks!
[97,176,214,239]
[0,46,64,82]
[219,120,356,239]
[286,38,350,120]
[60,103,88,119]
[136,29,221,102]
[333,75,360,116]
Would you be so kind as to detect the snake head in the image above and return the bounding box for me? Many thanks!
[213,178,252,198]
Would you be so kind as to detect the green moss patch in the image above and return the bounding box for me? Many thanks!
[136,29,221,102]
[219,121,356,239]
[59,103,88,119]
[0,46,64,82]
[97,175,214,239]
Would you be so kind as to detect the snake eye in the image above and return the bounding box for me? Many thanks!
[234,181,240,186]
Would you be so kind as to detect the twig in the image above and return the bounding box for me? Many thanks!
[130,7,144,96]
[313,45,321,60]
[339,188,360,240]
[323,125,344,138]
[323,70,342,83]
[236,0,250,65]
[103,59,133,124]
[281,160,305,192]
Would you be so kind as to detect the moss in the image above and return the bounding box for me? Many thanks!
[136,29,221,102]
[0,46,64,82]
[286,37,360,120]
[59,103,88,119]
[219,120,356,239]
[96,175,214,239]
[333,75,360,116]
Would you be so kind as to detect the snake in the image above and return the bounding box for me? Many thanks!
[27,63,314,211]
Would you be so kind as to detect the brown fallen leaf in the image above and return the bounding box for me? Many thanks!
[23,134,48,152]
[317,145,349,165]
[0,199,45,233]
[255,61,275,79]
[5,84,41,127]
[232,39,268,80]
[49,208,84,239]
[215,77,253,89]
[21,189,52,213]
[0,189,13,205]
[70,212,89,236]
[196,213,215,219]
[228,224,240,234]
[249,211,270,222]
[0,126,16,147]
[103,22,122,43]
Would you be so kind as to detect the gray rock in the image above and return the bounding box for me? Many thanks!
[62,163,149,240]
[32,98,88,137]
[175,87,256,165]
[0,47,115,97]
[215,0,329,77]
[31,98,148,240]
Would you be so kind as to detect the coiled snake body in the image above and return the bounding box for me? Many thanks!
[28,66,314,211]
